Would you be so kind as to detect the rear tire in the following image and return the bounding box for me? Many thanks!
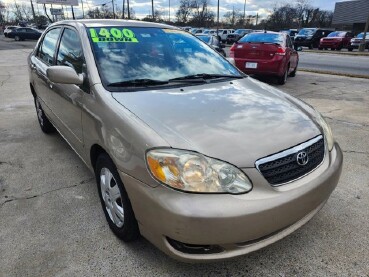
[95,153,140,242]
[308,43,314,49]
[348,48,353,52]
[277,66,289,85]
[34,97,56,134]
[318,47,323,50]
[289,62,298,77]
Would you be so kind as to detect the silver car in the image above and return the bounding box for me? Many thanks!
[28,19,343,262]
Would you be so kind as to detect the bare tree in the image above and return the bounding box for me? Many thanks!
[190,0,214,27]
[223,8,242,26]
[175,0,192,24]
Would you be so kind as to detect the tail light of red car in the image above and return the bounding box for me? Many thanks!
[229,44,236,58]
[275,47,286,56]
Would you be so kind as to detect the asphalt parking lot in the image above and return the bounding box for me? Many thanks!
[0,45,368,276]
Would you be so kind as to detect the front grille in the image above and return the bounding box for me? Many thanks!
[256,136,325,186]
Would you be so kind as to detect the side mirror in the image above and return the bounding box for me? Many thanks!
[47,66,84,85]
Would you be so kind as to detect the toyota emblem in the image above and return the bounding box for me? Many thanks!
[296,151,309,166]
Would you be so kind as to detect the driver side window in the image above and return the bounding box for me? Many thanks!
[56,28,84,74]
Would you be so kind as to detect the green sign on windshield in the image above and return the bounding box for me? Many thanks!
[89,28,139,43]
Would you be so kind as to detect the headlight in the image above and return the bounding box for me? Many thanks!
[146,149,252,194]
[315,112,334,151]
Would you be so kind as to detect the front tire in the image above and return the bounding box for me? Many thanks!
[14,35,20,41]
[95,153,139,242]
[34,97,55,134]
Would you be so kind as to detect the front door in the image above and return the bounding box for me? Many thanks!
[49,27,87,154]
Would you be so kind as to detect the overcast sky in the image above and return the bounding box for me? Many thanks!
[2,0,352,20]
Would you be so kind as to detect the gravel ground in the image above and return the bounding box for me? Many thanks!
[0,49,368,277]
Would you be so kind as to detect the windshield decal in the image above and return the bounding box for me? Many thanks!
[89,28,138,43]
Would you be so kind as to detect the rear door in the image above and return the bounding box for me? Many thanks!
[31,27,62,117]
[287,35,298,71]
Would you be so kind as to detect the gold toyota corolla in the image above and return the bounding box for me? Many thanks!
[28,19,343,262]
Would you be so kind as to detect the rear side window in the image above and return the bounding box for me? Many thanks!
[57,28,84,74]
[38,28,61,66]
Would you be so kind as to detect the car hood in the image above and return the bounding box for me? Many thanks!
[112,77,321,167]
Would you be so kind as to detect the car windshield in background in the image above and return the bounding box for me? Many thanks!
[298,29,316,36]
[197,35,211,43]
[235,29,246,34]
[88,27,240,89]
[328,32,346,37]
[357,33,369,39]
[239,33,284,45]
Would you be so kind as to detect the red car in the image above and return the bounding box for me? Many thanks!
[230,31,298,85]
[318,31,353,50]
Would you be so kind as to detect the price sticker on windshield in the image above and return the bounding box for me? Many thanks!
[89,28,139,43]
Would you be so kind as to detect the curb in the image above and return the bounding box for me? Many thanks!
[302,50,369,57]
[299,68,369,79]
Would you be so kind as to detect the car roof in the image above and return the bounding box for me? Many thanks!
[50,19,179,30]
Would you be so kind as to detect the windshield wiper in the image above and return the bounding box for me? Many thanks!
[169,73,244,82]
[107,78,168,87]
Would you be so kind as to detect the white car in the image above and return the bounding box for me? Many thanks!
[217,29,234,42]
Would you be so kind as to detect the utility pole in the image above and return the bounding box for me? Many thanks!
[168,0,170,22]
[122,0,125,19]
[151,0,154,21]
[127,0,130,19]
[243,0,246,27]
[256,13,258,26]
[216,0,219,35]
[359,12,369,52]
[30,0,36,21]
[81,0,84,18]
[71,5,75,19]
[112,0,115,18]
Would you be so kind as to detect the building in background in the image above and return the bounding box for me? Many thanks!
[332,0,369,33]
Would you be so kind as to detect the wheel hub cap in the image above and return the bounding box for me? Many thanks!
[100,167,124,228]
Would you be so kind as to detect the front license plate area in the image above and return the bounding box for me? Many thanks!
[246,62,258,69]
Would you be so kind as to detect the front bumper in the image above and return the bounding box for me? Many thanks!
[294,40,312,47]
[120,143,343,262]
[319,41,340,48]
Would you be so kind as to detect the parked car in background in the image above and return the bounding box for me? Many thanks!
[226,29,252,44]
[348,32,369,51]
[28,19,342,262]
[230,31,298,85]
[7,27,42,41]
[294,28,333,49]
[218,29,234,42]
[202,29,217,35]
[318,31,353,50]
[280,29,298,41]
[4,26,18,37]
[190,28,203,35]
[197,34,226,56]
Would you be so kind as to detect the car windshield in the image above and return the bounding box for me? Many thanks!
[357,33,369,39]
[239,33,284,45]
[88,27,241,88]
[197,35,211,43]
[235,30,245,34]
[328,32,346,37]
[298,29,316,36]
